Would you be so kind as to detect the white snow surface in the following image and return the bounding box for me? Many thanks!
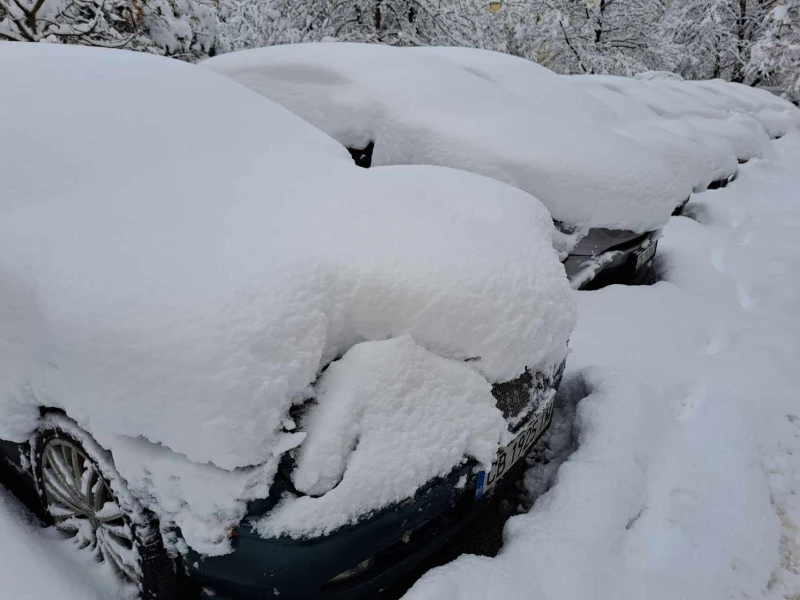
[0,483,136,600]
[408,46,617,127]
[0,43,575,553]
[568,75,744,188]
[418,52,721,198]
[202,43,685,233]
[403,132,800,600]
[257,335,512,537]
[568,74,800,164]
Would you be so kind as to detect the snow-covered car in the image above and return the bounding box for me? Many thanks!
[566,74,800,216]
[569,74,800,162]
[0,43,576,599]
[202,43,687,289]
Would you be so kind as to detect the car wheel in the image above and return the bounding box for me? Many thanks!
[31,415,178,600]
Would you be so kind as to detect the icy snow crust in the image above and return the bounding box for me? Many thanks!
[0,43,575,553]
[202,43,684,233]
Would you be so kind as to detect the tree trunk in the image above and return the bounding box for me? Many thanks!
[732,0,748,83]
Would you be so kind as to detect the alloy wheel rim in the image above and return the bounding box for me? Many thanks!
[40,438,142,585]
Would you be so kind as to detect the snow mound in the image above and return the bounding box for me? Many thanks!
[567,73,793,182]
[202,43,684,233]
[257,335,511,538]
[0,44,575,553]
[409,46,616,126]
[684,113,770,162]
[691,80,800,138]
[567,76,735,191]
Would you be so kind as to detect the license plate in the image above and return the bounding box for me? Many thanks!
[634,241,657,270]
[475,401,554,500]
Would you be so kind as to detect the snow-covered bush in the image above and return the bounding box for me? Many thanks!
[0,0,220,58]
[2,0,798,96]
[0,0,151,48]
[747,1,800,98]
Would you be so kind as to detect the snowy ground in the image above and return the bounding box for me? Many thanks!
[2,133,799,600]
[0,481,135,599]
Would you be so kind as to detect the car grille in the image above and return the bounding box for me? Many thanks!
[491,361,565,422]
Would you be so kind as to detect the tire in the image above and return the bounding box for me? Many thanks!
[31,414,178,600]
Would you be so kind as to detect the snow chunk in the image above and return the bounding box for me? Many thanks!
[98,433,281,556]
[202,43,683,233]
[259,335,510,537]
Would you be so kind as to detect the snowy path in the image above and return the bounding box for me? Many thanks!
[405,132,800,600]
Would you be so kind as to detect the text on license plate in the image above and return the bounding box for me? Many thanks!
[475,401,554,500]
[635,241,657,270]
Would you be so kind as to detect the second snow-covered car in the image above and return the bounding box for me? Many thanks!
[0,43,576,599]
[202,43,687,289]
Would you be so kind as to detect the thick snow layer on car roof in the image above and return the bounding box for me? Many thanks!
[689,80,800,138]
[0,43,575,553]
[574,74,723,119]
[568,74,779,166]
[566,76,737,190]
[202,43,684,233]
[409,46,616,126]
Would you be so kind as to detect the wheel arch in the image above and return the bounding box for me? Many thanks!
[30,412,180,600]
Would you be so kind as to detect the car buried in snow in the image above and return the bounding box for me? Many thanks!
[202,44,687,290]
[0,43,576,599]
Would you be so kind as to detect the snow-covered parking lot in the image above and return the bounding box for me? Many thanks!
[2,41,800,600]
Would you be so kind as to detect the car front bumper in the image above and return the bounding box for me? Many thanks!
[191,457,527,600]
[189,360,565,600]
[564,230,660,290]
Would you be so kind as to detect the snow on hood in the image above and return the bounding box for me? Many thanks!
[202,43,684,234]
[0,43,575,552]
[256,334,514,537]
